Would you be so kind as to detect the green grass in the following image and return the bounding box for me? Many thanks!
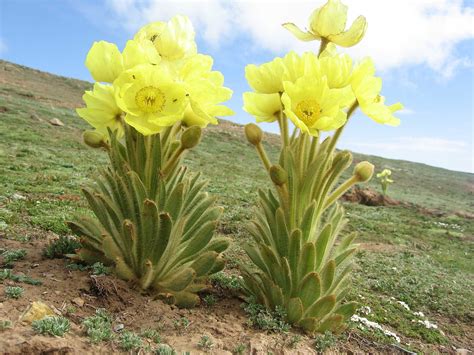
[43,236,81,259]
[4,286,24,299]
[32,316,70,337]
[242,298,290,333]
[0,268,42,285]
[0,59,473,350]
[82,309,114,343]
[118,331,143,351]
[1,249,26,267]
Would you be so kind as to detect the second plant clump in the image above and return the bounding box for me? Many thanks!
[71,16,233,307]
[242,0,402,333]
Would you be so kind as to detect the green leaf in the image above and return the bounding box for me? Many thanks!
[320,260,336,294]
[287,298,304,323]
[299,272,321,308]
[305,294,336,319]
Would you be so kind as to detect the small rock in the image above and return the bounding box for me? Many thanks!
[49,118,64,126]
[114,323,124,332]
[11,193,26,201]
[72,297,85,307]
[456,349,470,355]
[54,291,61,295]
[20,301,55,324]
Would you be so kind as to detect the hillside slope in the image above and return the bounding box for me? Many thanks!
[0,60,473,353]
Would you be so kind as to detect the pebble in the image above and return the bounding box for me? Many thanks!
[72,297,85,307]
[49,118,64,126]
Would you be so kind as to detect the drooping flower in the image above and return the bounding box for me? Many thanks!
[86,41,124,83]
[114,64,187,135]
[134,15,197,62]
[283,0,367,48]
[76,83,124,137]
[281,76,349,136]
[351,58,403,126]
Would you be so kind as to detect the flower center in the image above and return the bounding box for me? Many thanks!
[135,86,166,113]
[295,99,322,127]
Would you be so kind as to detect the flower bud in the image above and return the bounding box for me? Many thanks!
[269,165,288,186]
[332,150,353,170]
[83,130,107,148]
[244,123,263,146]
[181,125,202,149]
[353,161,374,182]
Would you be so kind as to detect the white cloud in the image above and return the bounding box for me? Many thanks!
[398,108,416,115]
[343,136,473,172]
[105,0,474,76]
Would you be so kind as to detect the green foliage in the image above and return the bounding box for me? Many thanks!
[313,331,337,352]
[43,236,81,259]
[242,134,360,333]
[91,262,111,275]
[32,316,70,337]
[232,343,247,354]
[0,269,42,285]
[82,309,114,343]
[142,328,162,344]
[287,335,302,348]
[197,335,214,350]
[243,297,290,332]
[155,344,177,355]
[69,126,229,307]
[0,320,12,331]
[119,330,143,351]
[173,317,190,332]
[5,286,24,299]
[1,249,26,266]
[210,272,242,293]
[202,294,217,307]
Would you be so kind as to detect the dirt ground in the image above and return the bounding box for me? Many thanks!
[1,234,466,355]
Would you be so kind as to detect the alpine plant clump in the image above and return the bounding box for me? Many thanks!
[242,0,402,333]
[70,15,233,307]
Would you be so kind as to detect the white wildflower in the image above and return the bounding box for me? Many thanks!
[351,315,401,343]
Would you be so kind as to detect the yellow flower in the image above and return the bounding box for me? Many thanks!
[76,83,124,137]
[86,41,124,83]
[376,169,392,178]
[245,57,286,94]
[281,51,309,83]
[122,39,161,69]
[283,0,367,48]
[178,54,234,127]
[134,15,197,62]
[114,64,187,135]
[243,92,282,123]
[351,58,403,126]
[281,76,349,136]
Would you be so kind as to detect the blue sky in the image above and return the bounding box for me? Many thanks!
[1,0,473,172]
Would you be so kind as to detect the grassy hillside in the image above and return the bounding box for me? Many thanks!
[0,59,473,353]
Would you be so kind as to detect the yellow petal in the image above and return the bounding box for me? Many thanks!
[310,0,348,38]
[85,41,124,83]
[122,40,160,70]
[282,23,317,41]
[245,58,285,94]
[243,92,281,123]
[328,16,368,47]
